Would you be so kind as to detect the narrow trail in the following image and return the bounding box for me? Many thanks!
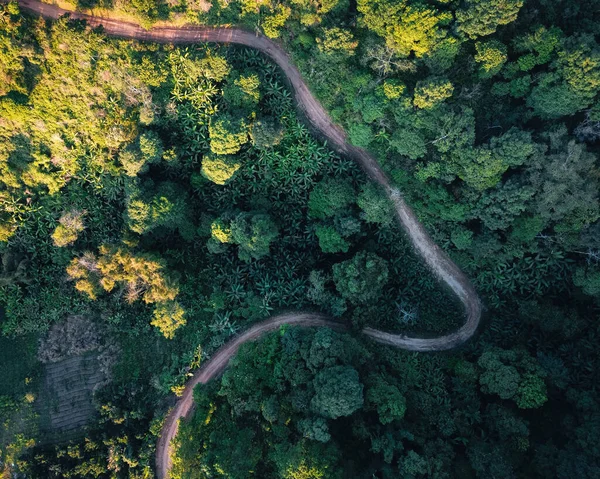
[10,1,483,477]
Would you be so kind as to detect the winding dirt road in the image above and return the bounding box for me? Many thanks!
[10,1,483,477]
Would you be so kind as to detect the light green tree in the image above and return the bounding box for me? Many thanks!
[201,154,241,185]
[413,78,454,109]
[475,40,508,78]
[209,115,248,155]
[457,0,524,39]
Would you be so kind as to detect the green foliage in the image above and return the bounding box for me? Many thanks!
[366,378,406,424]
[311,365,364,419]
[332,251,389,303]
[357,0,452,58]
[574,267,600,296]
[3,5,600,478]
[209,114,249,154]
[357,183,394,226]
[389,128,427,159]
[223,212,280,262]
[314,225,349,253]
[478,348,548,409]
[262,5,291,39]
[457,0,524,39]
[308,179,355,219]
[125,182,192,237]
[528,35,600,118]
[475,40,508,78]
[413,78,454,109]
[251,117,284,149]
[201,153,241,185]
[223,72,261,109]
[316,28,357,56]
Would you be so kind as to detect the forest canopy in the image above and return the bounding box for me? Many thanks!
[0,0,600,478]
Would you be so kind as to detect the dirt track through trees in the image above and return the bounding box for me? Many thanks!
[11,1,483,477]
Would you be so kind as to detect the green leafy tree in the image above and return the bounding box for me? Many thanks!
[251,117,284,149]
[413,78,454,109]
[457,0,524,39]
[389,129,427,159]
[357,0,451,58]
[311,365,364,419]
[475,40,508,78]
[262,5,291,39]
[201,153,241,185]
[297,417,331,443]
[125,182,192,237]
[528,35,600,118]
[308,179,355,219]
[316,28,358,56]
[0,3,25,96]
[574,267,600,296]
[513,26,562,69]
[332,251,389,303]
[478,348,548,409]
[209,114,249,154]
[356,183,394,226]
[366,378,406,424]
[229,212,280,262]
[223,72,261,109]
[315,225,349,253]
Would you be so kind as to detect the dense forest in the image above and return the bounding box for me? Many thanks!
[0,0,599,477]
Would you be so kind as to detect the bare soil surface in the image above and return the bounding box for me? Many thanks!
[12,2,483,477]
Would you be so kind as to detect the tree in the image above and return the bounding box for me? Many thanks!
[413,78,454,109]
[262,5,291,39]
[474,40,508,78]
[201,153,241,185]
[229,212,280,262]
[357,183,394,226]
[528,35,600,118]
[0,3,25,96]
[478,347,548,409]
[311,365,364,419]
[573,267,600,296]
[366,378,406,424]
[452,128,536,190]
[530,135,599,228]
[209,114,248,155]
[513,26,562,69]
[297,417,331,443]
[457,0,524,39]
[151,301,186,339]
[332,251,389,303]
[125,182,192,237]
[251,117,284,149]
[308,179,355,219]
[119,131,164,177]
[52,210,86,247]
[315,225,349,253]
[67,245,179,304]
[316,28,358,57]
[223,73,261,110]
[389,128,427,159]
[357,0,451,58]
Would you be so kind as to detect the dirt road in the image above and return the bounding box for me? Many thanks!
[10,1,483,477]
